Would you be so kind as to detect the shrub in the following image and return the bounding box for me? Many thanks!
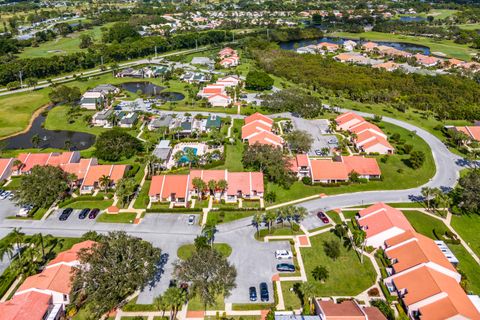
[302,176,312,185]
[371,299,395,320]
[367,288,380,297]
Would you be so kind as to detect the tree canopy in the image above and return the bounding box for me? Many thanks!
[94,128,143,161]
[285,130,313,153]
[261,89,324,118]
[14,165,72,207]
[49,85,81,105]
[245,70,274,91]
[71,231,161,318]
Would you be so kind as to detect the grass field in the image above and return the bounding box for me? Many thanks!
[206,210,258,225]
[451,214,480,258]
[177,243,232,260]
[268,121,435,204]
[96,212,137,223]
[403,210,448,239]
[187,294,224,311]
[456,23,480,31]
[300,232,377,296]
[44,105,107,135]
[0,90,51,138]
[68,200,114,210]
[331,31,478,60]
[134,180,151,209]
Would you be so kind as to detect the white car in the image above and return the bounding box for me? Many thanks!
[188,215,195,225]
[0,191,11,200]
[275,250,293,260]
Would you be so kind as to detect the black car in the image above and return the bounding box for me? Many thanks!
[78,208,90,220]
[59,208,73,221]
[276,263,296,272]
[249,286,257,302]
[88,208,100,219]
[259,282,269,302]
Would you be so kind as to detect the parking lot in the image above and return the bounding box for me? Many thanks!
[291,117,339,156]
[0,197,21,220]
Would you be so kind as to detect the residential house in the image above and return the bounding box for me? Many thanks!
[361,41,379,52]
[92,108,114,127]
[205,115,222,132]
[454,126,480,142]
[220,56,240,68]
[310,159,348,183]
[144,65,170,78]
[414,53,442,67]
[372,61,400,72]
[5,241,96,319]
[181,72,210,83]
[334,53,370,64]
[377,45,412,58]
[208,94,232,107]
[118,112,138,128]
[241,112,284,149]
[314,299,387,320]
[116,68,144,78]
[90,84,120,95]
[198,84,226,98]
[316,42,339,52]
[216,75,241,87]
[80,91,104,110]
[288,154,311,178]
[80,164,128,194]
[148,114,173,131]
[0,158,14,182]
[152,140,172,168]
[14,152,81,175]
[219,47,237,59]
[341,155,381,179]
[335,112,365,131]
[356,202,414,247]
[191,57,214,66]
[149,170,264,205]
[342,40,357,51]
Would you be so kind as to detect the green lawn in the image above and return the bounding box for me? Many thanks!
[327,210,343,225]
[68,200,114,210]
[255,224,304,241]
[134,180,151,209]
[403,210,448,240]
[188,294,224,311]
[281,282,303,310]
[300,232,377,296]
[177,243,232,260]
[44,105,107,136]
[331,31,477,60]
[3,177,21,190]
[206,210,257,225]
[0,90,51,138]
[96,212,137,223]
[213,119,245,171]
[267,121,435,204]
[456,23,480,31]
[341,210,358,220]
[122,297,158,312]
[451,214,480,258]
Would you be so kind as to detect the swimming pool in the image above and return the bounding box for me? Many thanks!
[180,147,198,163]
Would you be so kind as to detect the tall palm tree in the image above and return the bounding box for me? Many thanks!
[192,178,207,199]
[10,228,25,260]
[421,187,437,211]
[202,223,217,246]
[0,241,15,263]
[207,179,217,195]
[163,287,187,320]
[293,206,307,228]
[300,282,316,314]
[98,175,112,193]
[173,150,185,166]
[252,213,262,236]
[265,211,277,233]
[353,229,367,263]
[153,295,168,317]
[216,179,228,198]
[31,233,46,261]
[276,208,287,228]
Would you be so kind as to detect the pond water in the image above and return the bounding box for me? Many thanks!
[280,36,431,55]
[399,16,427,22]
[121,82,185,101]
[2,107,96,150]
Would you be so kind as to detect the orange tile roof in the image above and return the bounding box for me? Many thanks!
[0,158,13,178]
[18,153,50,172]
[296,154,309,167]
[17,264,73,295]
[0,291,52,320]
[385,232,457,274]
[82,164,127,187]
[47,240,95,267]
[363,307,387,320]
[317,300,364,318]
[248,131,284,147]
[393,266,480,319]
[189,170,227,190]
[373,61,399,70]
[335,112,365,128]
[310,159,348,181]
[357,203,414,238]
[342,156,381,176]
[456,126,480,142]
[360,135,393,151]
[149,175,189,199]
[60,158,94,180]
[245,112,273,126]
[385,230,417,247]
[362,41,378,50]
[226,172,264,195]
[349,121,384,137]
[45,152,75,166]
[202,87,224,95]
[241,120,272,139]
[415,53,442,65]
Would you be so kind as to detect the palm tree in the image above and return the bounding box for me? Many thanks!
[0,241,15,263]
[98,175,112,193]
[202,223,217,246]
[10,228,25,260]
[173,150,185,166]
[252,213,262,236]
[153,295,168,317]
[265,211,277,233]
[31,134,41,148]
[421,186,435,211]
[185,148,198,168]
[207,179,217,196]
[333,223,348,239]
[276,208,287,228]
[31,233,46,261]
[192,177,207,199]
[216,179,228,197]
[293,206,307,229]
[353,229,367,263]
[300,282,316,314]
[163,287,187,320]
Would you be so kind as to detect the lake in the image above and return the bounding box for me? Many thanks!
[121,82,185,101]
[399,16,427,23]
[280,36,431,55]
[2,107,96,150]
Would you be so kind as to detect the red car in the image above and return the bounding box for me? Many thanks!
[317,211,329,224]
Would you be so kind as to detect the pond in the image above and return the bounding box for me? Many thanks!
[399,16,427,22]
[280,36,431,55]
[2,107,96,150]
[121,82,185,101]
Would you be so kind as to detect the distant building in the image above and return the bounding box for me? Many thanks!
[92,108,114,127]
[148,114,173,131]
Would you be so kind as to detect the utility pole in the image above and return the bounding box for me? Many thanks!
[267,28,269,40]
[19,71,23,88]
[195,39,198,50]
[101,56,104,65]
[155,45,157,58]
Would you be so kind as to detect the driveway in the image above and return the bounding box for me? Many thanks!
[291,117,338,156]
[0,198,20,220]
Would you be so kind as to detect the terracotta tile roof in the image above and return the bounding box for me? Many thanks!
[46,152,75,166]
[250,172,264,193]
[245,112,274,126]
[47,240,95,267]
[385,232,457,274]
[372,61,399,70]
[456,126,480,141]
[317,299,364,317]
[17,153,50,172]
[393,266,480,319]
[201,87,224,95]
[0,291,52,320]
[335,112,365,129]
[310,159,348,181]
[248,131,284,147]
[60,158,94,180]
[17,264,73,295]
[385,230,417,247]
[189,170,227,190]
[415,53,442,65]
[363,306,387,320]
[355,130,387,146]
[0,158,13,178]
[342,156,381,176]
[296,154,309,167]
[357,203,414,238]
[226,172,264,195]
[362,41,378,50]
[349,122,385,137]
[360,135,394,151]
[82,164,127,187]
[149,175,189,199]
[241,120,272,139]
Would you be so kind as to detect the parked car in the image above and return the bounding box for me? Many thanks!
[88,208,100,219]
[7,192,14,200]
[78,208,90,219]
[17,205,33,217]
[276,263,296,272]
[0,191,11,200]
[259,282,269,302]
[317,211,329,224]
[249,286,257,302]
[188,215,195,225]
[275,250,293,260]
[59,208,73,221]
[315,149,322,156]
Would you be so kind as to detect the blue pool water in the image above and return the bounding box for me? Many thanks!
[180,147,198,163]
